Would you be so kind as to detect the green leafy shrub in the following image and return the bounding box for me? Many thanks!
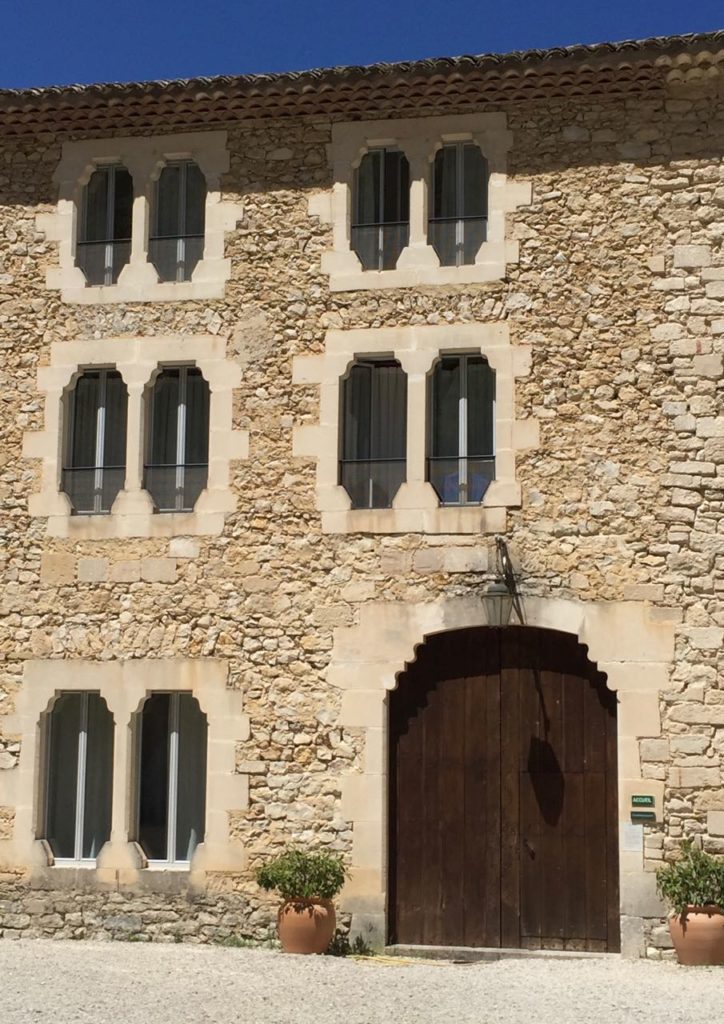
[656,840,724,916]
[255,849,347,902]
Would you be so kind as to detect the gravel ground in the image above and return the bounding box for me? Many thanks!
[1,940,722,1024]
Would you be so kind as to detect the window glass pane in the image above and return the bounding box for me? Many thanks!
[155,165,181,239]
[82,695,114,859]
[382,150,410,225]
[46,694,81,859]
[184,370,210,466]
[430,358,461,457]
[175,695,207,862]
[462,145,487,219]
[112,167,133,242]
[138,694,170,862]
[467,357,495,457]
[149,370,180,466]
[69,373,100,468]
[185,163,207,237]
[340,360,406,509]
[103,372,129,469]
[433,146,458,220]
[82,169,110,243]
[355,151,381,227]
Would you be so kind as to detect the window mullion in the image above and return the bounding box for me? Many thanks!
[94,371,107,515]
[167,693,180,864]
[176,368,187,511]
[74,693,89,861]
[104,167,115,286]
[177,163,187,283]
[459,355,468,503]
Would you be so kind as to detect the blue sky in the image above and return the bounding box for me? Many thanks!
[2,1,722,90]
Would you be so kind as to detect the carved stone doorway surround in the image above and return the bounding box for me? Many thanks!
[331,595,676,956]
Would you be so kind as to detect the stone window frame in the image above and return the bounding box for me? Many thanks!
[292,323,539,535]
[0,659,249,883]
[309,113,531,292]
[23,335,249,539]
[37,131,242,304]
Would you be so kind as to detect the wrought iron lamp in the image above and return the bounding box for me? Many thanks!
[483,537,524,627]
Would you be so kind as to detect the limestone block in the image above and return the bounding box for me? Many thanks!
[169,538,200,559]
[412,549,443,573]
[340,581,376,603]
[77,557,108,583]
[671,736,711,756]
[110,560,141,583]
[668,704,724,726]
[40,553,75,584]
[692,355,723,378]
[618,691,661,738]
[696,417,724,438]
[442,547,488,573]
[639,739,669,762]
[678,627,724,651]
[708,811,724,837]
[141,558,177,583]
[673,244,711,268]
[622,584,664,602]
[671,767,721,788]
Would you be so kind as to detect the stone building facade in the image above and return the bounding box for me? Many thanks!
[0,32,722,957]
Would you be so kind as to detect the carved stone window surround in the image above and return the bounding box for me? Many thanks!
[37,131,242,304]
[309,113,532,292]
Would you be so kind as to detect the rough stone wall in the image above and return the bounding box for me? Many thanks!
[0,74,722,952]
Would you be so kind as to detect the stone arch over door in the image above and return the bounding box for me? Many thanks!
[389,624,619,951]
[330,595,676,955]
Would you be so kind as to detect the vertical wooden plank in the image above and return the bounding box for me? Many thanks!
[561,668,586,945]
[420,646,443,945]
[539,632,565,946]
[437,636,466,946]
[518,630,541,948]
[583,672,608,946]
[500,627,521,947]
[463,627,501,946]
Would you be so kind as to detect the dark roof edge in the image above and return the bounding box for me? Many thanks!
[2,30,723,102]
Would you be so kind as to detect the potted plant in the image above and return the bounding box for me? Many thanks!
[255,849,347,954]
[656,839,724,965]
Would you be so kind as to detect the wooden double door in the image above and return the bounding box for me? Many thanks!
[389,626,619,951]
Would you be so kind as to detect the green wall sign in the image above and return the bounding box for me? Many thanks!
[631,795,655,807]
[631,810,656,823]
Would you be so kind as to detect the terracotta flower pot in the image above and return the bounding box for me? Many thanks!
[277,898,336,954]
[668,906,724,965]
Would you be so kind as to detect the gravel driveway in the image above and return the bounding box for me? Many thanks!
[1,939,722,1024]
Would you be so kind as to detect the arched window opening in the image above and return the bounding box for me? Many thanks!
[339,358,407,509]
[43,692,114,862]
[428,143,488,267]
[427,354,495,505]
[144,366,210,512]
[62,369,128,515]
[351,149,410,271]
[76,165,133,286]
[136,693,207,865]
[148,160,207,283]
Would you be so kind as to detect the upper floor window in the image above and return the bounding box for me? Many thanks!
[149,161,207,283]
[429,144,488,267]
[339,358,407,509]
[145,366,210,513]
[76,165,133,286]
[43,692,114,863]
[351,149,410,271]
[136,692,207,865]
[62,369,128,515]
[427,354,495,505]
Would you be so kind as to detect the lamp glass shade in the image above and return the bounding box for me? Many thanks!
[484,580,514,627]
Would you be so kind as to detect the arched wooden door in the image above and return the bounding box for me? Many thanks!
[388,626,619,951]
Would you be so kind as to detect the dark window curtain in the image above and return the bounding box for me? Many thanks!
[185,163,207,236]
[103,373,128,468]
[150,370,180,466]
[175,695,207,862]
[430,357,461,458]
[155,165,181,238]
[355,152,381,227]
[383,151,409,225]
[70,373,100,468]
[82,695,114,859]
[468,358,495,456]
[341,360,406,508]
[463,146,487,220]
[432,146,458,220]
[46,694,81,859]
[138,694,170,862]
[82,170,110,243]
[185,370,210,466]
[112,168,133,242]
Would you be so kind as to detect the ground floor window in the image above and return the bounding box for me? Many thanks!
[137,692,207,865]
[44,692,114,862]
